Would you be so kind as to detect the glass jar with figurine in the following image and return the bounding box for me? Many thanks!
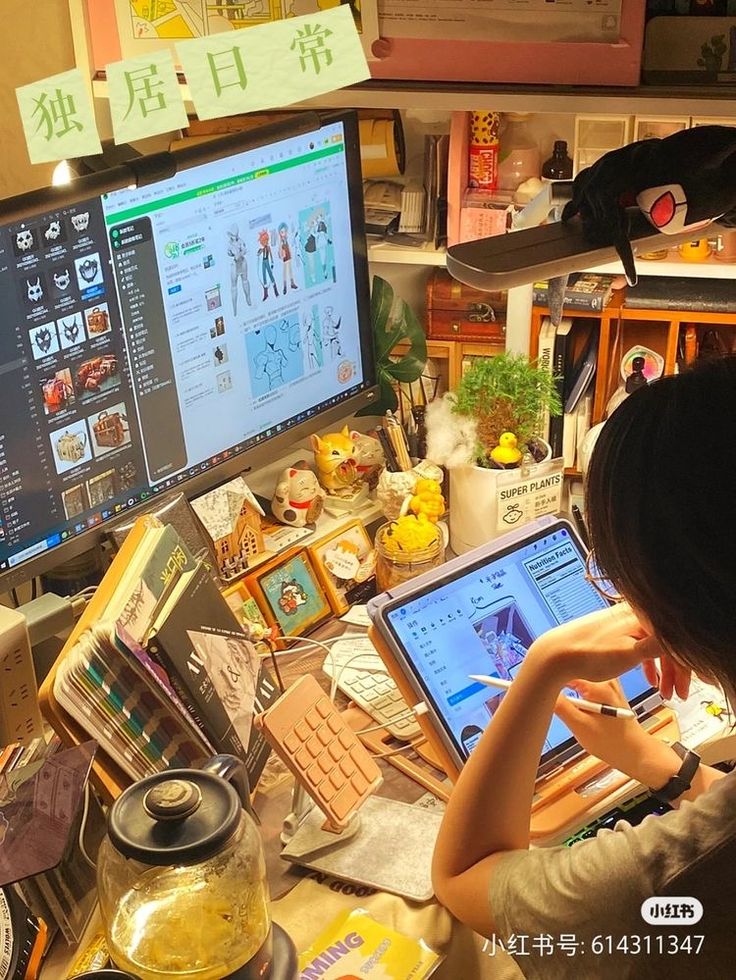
[374,478,447,591]
[375,518,446,592]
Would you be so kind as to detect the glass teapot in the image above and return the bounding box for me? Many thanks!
[97,755,272,980]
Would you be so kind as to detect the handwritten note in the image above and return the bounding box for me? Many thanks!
[176,5,369,122]
[107,50,188,145]
[16,69,101,165]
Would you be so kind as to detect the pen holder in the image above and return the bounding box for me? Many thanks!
[374,522,445,592]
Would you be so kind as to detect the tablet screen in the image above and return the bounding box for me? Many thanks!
[382,522,656,767]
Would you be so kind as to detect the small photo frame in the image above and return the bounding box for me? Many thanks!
[245,550,331,638]
[222,579,271,658]
[308,520,376,615]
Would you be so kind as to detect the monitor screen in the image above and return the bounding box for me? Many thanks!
[0,111,374,588]
[382,522,656,770]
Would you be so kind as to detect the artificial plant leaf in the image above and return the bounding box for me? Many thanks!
[371,276,398,361]
[388,352,427,383]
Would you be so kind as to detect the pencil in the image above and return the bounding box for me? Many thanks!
[468,674,635,719]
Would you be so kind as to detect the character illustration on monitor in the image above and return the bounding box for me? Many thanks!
[303,308,323,370]
[473,599,535,680]
[322,306,342,359]
[277,222,298,294]
[226,223,251,314]
[247,314,305,397]
[257,229,278,301]
[299,203,335,287]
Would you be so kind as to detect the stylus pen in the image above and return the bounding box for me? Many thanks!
[468,674,636,719]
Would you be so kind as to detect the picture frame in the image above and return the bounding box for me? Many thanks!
[245,549,331,638]
[308,520,376,615]
[222,579,271,658]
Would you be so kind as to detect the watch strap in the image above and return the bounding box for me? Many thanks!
[650,742,701,804]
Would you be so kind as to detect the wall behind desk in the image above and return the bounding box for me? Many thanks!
[0,0,76,198]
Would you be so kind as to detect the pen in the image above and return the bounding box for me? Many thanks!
[468,674,635,720]
[570,504,590,549]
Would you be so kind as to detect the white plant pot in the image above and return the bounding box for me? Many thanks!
[449,447,556,555]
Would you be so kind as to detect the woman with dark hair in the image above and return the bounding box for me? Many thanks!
[432,355,736,978]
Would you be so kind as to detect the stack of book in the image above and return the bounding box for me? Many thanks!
[46,517,279,794]
[533,272,617,312]
[538,316,599,469]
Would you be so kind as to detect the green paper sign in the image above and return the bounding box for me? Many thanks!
[176,5,369,122]
[107,50,188,145]
[16,68,101,165]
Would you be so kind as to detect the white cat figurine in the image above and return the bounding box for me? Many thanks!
[271,463,325,528]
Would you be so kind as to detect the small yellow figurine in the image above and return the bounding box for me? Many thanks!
[310,426,359,494]
[408,478,445,523]
[490,431,523,468]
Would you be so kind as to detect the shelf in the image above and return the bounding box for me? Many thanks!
[93,78,736,118]
[588,254,736,280]
[367,241,446,266]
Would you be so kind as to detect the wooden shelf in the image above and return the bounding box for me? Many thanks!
[93,78,736,118]
[367,241,446,266]
[589,254,736,280]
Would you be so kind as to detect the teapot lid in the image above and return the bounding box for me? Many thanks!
[108,768,241,866]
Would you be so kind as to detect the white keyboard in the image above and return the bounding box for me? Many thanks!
[322,638,422,741]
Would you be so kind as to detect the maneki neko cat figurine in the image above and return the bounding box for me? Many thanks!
[310,427,369,513]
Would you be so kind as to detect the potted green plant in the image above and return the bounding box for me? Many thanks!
[426,352,562,553]
[356,275,427,417]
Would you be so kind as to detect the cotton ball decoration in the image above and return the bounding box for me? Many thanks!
[425,393,478,469]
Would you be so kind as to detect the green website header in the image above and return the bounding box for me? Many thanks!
[104,142,344,226]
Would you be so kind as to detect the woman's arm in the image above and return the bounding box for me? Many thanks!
[555,679,726,808]
[431,603,658,937]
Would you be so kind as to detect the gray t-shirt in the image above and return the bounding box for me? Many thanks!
[488,771,736,979]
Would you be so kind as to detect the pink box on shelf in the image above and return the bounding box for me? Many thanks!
[370,2,645,87]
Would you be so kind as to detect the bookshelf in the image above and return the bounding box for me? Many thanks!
[529,293,736,452]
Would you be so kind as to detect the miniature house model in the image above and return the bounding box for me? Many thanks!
[192,476,265,577]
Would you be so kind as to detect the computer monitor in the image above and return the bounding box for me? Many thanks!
[0,110,376,590]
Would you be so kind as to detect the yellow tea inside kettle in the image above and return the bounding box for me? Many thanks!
[107,861,270,980]
[97,763,276,980]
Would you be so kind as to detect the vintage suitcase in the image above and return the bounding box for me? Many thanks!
[93,410,127,448]
[425,269,506,343]
[56,430,87,462]
[86,306,110,334]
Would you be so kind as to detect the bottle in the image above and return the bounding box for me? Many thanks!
[541,140,573,181]
[468,111,500,190]
[497,113,540,192]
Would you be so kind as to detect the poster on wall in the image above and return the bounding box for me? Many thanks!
[377,0,622,44]
[81,0,379,70]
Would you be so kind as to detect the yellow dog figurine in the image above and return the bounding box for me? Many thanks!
[310,426,359,494]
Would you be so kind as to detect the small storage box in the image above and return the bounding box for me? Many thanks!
[426,269,506,343]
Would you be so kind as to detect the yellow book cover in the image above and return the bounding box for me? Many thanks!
[297,908,442,979]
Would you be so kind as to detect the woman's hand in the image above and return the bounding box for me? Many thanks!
[554,678,653,777]
[526,603,659,685]
[641,653,692,700]
[554,677,686,788]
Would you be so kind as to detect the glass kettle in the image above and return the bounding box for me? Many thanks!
[97,755,280,980]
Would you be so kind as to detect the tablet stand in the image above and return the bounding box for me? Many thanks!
[367,623,682,843]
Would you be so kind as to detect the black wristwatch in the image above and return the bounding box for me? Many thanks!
[649,742,701,804]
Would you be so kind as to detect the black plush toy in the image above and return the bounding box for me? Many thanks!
[562,125,736,285]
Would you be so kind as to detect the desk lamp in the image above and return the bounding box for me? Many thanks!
[448,125,736,292]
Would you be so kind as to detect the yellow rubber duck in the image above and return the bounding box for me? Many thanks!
[490,432,523,468]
